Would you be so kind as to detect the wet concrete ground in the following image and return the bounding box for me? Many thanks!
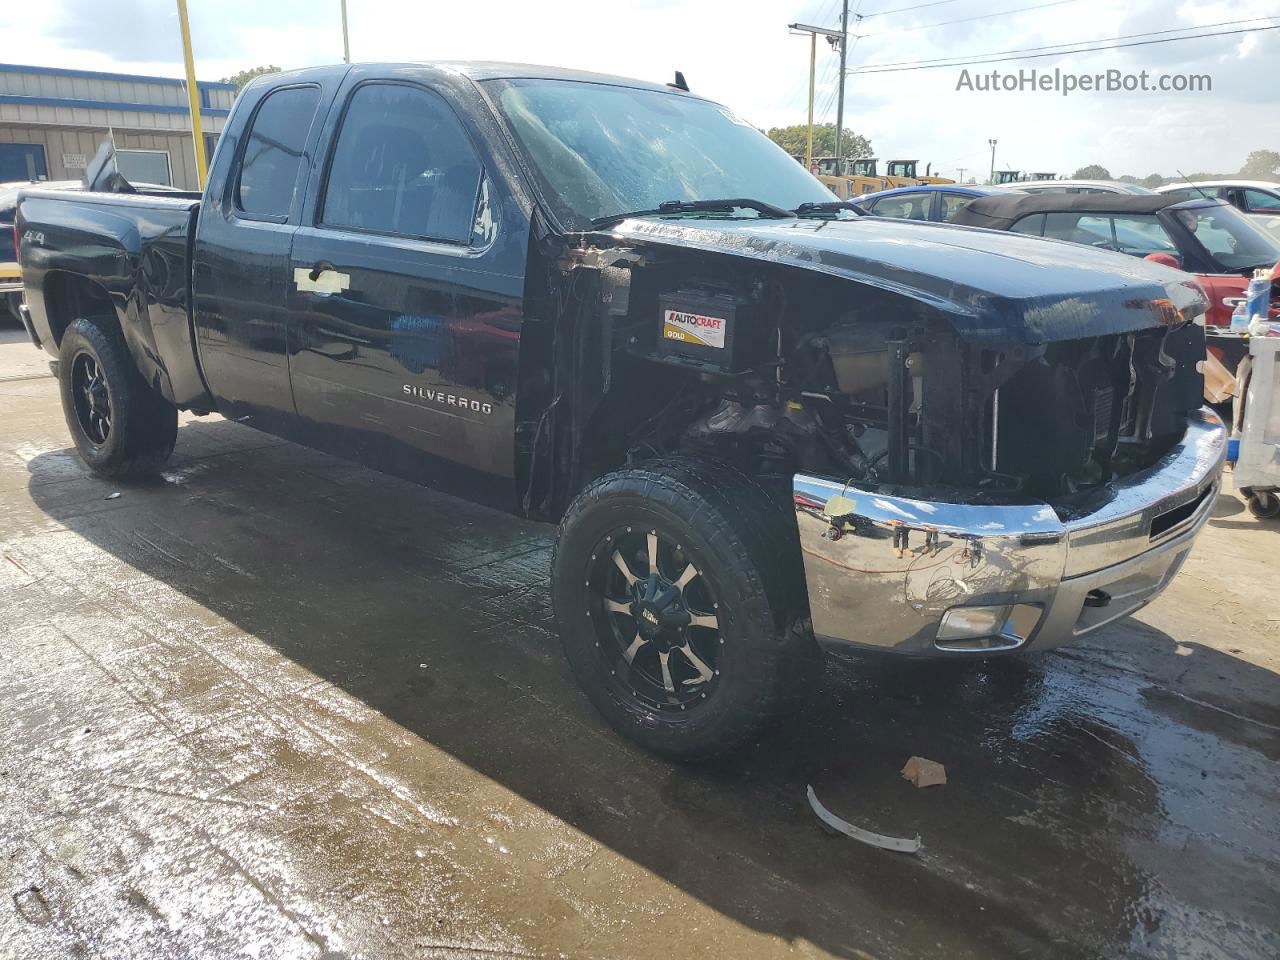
[1,325,1278,959]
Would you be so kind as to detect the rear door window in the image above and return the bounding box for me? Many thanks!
[321,83,483,244]
[1107,215,1178,255]
[1041,212,1084,240]
[1244,188,1280,212]
[1010,213,1045,235]
[1074,215,1113,246]
[237,85,323,220]
[870,192,932,221]
[939,192,973,221]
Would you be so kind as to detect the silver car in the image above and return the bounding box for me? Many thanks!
[997,179,1155,195]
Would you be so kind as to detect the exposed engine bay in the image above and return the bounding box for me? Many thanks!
[520,239,1207,521]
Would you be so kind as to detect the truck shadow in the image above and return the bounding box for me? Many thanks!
[23,418,1280,960]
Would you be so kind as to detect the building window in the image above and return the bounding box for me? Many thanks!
[116,149,172,186]
[0,143,49,182]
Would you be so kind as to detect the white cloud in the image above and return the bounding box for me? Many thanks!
[17,0,1280,179]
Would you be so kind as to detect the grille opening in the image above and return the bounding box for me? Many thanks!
[1150,485,1212,540]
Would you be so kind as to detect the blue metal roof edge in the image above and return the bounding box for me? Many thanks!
[0,62,236,90]
[0,94,229,117]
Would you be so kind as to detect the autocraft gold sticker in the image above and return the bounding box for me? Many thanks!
[663,309,726,348]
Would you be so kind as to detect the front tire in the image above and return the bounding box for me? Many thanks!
[552,458,818,758]
[58,318,178,479]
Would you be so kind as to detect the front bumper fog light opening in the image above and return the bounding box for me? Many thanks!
[934,603,1042,652]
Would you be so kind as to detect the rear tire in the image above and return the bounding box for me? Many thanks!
[552,458,819,758]
[58,318,177,479]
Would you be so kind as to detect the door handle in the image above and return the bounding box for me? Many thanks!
[309,260,337,282]
[294,263,350,296]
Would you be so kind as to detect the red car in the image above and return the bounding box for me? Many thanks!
[952,193,1279,327]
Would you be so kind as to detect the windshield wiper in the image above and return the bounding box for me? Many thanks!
[793,200,865,217]
[590,198,795,230]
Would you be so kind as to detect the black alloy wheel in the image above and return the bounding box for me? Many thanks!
[70,351,112,446]
[586,525,722,712]
[553,458,820,758]
[57,318,178,479]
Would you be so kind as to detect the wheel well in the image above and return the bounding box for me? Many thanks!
[43,271,118,346]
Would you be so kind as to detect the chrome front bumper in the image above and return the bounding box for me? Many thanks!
[794,408,1226,656]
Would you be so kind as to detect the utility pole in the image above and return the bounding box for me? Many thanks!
[834,0,849,172]
[806,31,816,170]
[957,167,967,183]
[175,0,207,190]
[341,0,351,63]
[988,139,998,184]
[788,22,844,172]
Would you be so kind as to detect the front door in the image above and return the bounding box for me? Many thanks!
[286,73,525,486]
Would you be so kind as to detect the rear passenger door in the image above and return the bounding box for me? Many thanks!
[193,73,342,420]
[286,69,527,484]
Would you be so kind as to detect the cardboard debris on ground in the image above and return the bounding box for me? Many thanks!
[901,756,947,788]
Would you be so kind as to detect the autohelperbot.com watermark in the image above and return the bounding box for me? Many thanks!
[955,67,1212,97]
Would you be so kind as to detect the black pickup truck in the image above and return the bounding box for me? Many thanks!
[15,63,1225,756]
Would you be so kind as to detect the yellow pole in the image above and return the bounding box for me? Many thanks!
[341,0,351,63]
[805,31,816,171]
[176,0,208,190]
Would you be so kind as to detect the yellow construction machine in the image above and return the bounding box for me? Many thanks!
[809,157,891,200]
[885,160,954,186]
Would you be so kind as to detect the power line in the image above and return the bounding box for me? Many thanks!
[814,0,841,26]
[816,57,842,123]
[779,2,843,118]
[853,17,1279,73]
[860,0,1083,37]
[859,0,958,20]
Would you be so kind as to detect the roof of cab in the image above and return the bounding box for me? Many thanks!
[387,61,705,97]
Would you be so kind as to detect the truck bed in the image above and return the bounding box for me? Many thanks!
[17,189,209,409]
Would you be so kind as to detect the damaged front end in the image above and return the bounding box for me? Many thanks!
[518,215,1225,655]
[781,300,1224,656]
[795,407,1223,656]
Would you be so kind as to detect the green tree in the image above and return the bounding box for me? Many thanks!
[1141,173,1165,188]
[1239,150,1280,180]
[221,65,282,91]
[1072,164,1112,180]
[766,124,872,161]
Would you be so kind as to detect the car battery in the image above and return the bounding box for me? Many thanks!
[656,289,752,373]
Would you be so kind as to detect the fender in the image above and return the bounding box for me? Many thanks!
[18,191,208,408]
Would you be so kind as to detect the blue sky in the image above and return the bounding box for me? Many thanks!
[21,0,1280,181]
